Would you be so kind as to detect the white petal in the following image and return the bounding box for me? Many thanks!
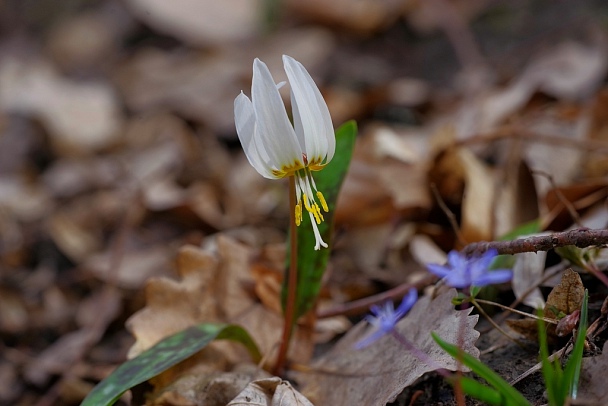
[234,92,276,179]
[252,59,303,170]
[282,55,335,164]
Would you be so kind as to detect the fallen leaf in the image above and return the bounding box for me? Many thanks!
[227,377,314,406]
[148,364,269,406]
[126,0,262,46]
[286,0,404,34]
[429,146,495,243]
[296,289,479,405]
[507,268,583,342]
[512,250,547,309]
[126,236,314,365]
[579,341,608,402]
[0,58,122,154]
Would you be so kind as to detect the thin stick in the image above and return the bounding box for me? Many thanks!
[317,274,436,318]
[431,183,467,247]
[473,298,558,324]
[274,177,298,376]
[469,299,526,348]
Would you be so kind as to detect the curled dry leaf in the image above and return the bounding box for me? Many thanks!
[429,146,495,243]
[147,364,270,406]
[227,377,314,406]
[296,289,479,406]
[507,268,584,342]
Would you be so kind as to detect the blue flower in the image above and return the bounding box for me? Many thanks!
[354,288,418,349]
[426,249,512,289]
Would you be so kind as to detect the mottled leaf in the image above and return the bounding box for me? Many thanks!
[81,323,261,406]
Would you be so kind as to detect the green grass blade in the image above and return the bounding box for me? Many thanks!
[458,377,505,405]
[432,332,531,406]
[563,289,588,400]
[80,323,261,406]
[538,309,564,406]
[283,121,357,319]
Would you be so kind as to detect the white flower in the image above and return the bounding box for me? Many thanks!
[234,55,335,250]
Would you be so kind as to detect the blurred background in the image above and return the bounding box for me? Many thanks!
[2,0,608,404]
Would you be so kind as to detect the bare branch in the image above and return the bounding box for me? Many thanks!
[461,228,608,256]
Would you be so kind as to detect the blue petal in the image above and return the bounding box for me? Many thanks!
[473,270,513,287]
[354,329,387,349]
[395,288,417,318]
[427,263,451,278]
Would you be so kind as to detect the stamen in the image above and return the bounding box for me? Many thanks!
[317,191,328,212]
[302,193,313,212]
[295,201,302,226]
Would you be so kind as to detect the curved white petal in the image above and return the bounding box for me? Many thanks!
[252,59,302,170]
[234,92,276,179]
[282,55,335,164]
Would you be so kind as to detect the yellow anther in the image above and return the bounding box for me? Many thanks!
[295,202,302,226]
[314,203,324,222]
[312,208,321,224]
[317,191,328,212]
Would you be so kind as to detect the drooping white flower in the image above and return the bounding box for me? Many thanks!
[234,55,335,250]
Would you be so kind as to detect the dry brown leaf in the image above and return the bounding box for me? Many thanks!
[147,363,269,406]
[584,88,608,177]
[0,58,122,154]
[286,0,404,34]
[545,268,584,317]
[126,236,314,365]
[85,245,173,289]
[579,341,608,402]
[227,377,314,406]
[297,289,479,405]
[126,0,262,46]
[116,28,334,134]
[477,37,608,132]
[0,176,53,222]
[24,288,121,386]
[507,268,583,342]
[429,146,494,243]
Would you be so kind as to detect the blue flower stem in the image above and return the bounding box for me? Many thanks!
[274,176,298,376]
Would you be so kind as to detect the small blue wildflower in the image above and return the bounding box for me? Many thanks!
[354,288,418,349]
[426,249,512,289]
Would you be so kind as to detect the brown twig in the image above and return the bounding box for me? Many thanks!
[430,183,467,247]
[461,228,608,256]
[317,274,436,319]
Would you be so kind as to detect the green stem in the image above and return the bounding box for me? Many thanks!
[274,176,298,376]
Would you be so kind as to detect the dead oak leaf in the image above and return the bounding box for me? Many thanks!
[296,289,479,406]
[507,268,584,342]
[126,235,313,365]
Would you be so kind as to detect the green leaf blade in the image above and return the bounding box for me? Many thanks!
[283,120,357,319]
[81,323,261,406]
[432,332,531,406]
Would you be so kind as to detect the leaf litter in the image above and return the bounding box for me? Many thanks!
[3,1,608,405]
